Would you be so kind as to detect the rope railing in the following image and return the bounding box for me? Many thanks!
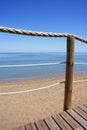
[0,26,87,43]
[0,62,87,68]
[75,62,87,65]
[0,26,87,110]
[0,81,64,95]
[0,79,87,95]
[0,62,65,68]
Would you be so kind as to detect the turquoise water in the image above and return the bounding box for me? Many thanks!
[0,52,87,82]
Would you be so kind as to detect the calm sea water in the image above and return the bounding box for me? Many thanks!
[0,52,87,82]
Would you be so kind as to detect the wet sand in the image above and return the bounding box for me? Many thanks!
[0,74,87,130]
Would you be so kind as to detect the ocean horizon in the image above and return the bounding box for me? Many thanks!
[0,52,87,82]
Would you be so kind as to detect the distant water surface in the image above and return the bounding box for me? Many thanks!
[0,52,87,82]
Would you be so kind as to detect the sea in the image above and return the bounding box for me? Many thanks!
[0,52,87,82]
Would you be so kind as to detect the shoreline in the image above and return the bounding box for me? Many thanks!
[0,74,65,83]
[0,74,87,130]
[0,73,87,83]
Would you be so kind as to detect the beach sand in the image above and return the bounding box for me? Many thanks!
[0,74,87,130]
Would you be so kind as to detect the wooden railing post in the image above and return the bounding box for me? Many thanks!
[64,36,75,111]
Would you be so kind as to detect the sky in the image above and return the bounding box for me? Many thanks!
[0,0,87,52]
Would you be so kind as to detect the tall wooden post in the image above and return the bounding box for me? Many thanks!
[64,36,75,111]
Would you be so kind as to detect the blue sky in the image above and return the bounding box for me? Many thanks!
[0,0,87,52]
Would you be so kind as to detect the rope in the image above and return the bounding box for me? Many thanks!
[0,26,87,43]
[75,62,87,65]
[0,62,65,68]
[73,79,87,83]
[0,62,87,68]
[0,79,87,95]
[0,81,64,95]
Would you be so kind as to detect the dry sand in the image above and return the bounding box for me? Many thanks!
[0,74,87,130]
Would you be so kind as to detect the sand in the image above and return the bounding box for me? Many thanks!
[0,74,87,130]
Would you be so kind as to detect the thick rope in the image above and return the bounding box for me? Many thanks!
[73,79,87,83]
[0,26,87,43]
[0,81,63,95]
[0,62,87,68]
[75,62,87,65]
[0,79,87,95]
[0,62,65,68]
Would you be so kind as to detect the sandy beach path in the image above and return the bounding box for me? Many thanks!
[0,74,87,130]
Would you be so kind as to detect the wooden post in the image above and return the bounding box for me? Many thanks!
[64,36,75,111]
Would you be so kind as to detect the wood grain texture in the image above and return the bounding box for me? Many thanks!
[13,104,87,130]
[64,36,75,110]
[67,109,87,129]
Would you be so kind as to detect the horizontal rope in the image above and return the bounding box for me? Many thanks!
[0,79,87,95]
[73,79,87,83]
[0,62,65,68]
[0,81,64,95]
[0,62,87,68]
[0,26,87,43]
[75,62,87,65]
